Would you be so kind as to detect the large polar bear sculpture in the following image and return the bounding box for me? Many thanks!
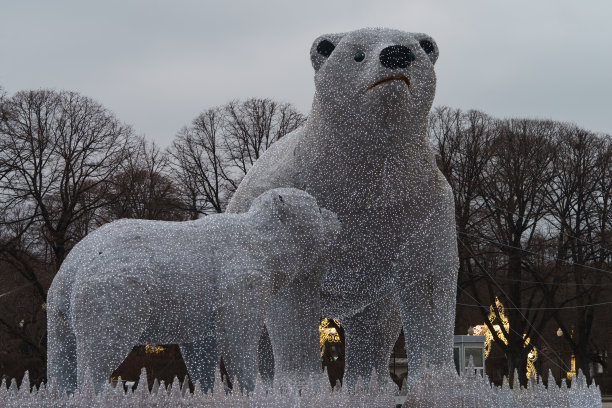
[226,28,459,386]
[47,188,340,393]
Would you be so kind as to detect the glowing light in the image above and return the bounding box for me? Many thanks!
[319,318,341,357]
[226,27,457,389]
[47,188,339,393]
[567,354,576,380]
[471,297,537,379]
[144,344,166,354]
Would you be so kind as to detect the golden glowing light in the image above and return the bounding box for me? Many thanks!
[567,354,576,380]
[319,318,341,357]
[471,297,537,379]
[144,344,166,354]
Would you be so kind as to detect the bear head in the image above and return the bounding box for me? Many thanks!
[250,187,340,248]
[310,28,438,121]
[249,188,341,287]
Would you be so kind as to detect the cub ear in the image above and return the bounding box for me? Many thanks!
[310,33,346,71]
[414,33,439,65]
[272,194,287,222]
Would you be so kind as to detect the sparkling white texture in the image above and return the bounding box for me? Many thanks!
[46,188,340,393]
[0,366,601,407]
[226,27,458,386]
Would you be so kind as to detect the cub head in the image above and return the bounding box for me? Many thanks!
[310,28,438,120]
[250,187,340,248]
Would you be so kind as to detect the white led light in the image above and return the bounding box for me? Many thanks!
[46,188,339,393]
[228,27,456,389]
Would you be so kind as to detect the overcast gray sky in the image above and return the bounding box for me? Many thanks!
[2,0,611,146]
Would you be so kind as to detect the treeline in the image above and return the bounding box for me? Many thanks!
[0,88,304,384]
[0,88,610,389]
[431,107,612,387]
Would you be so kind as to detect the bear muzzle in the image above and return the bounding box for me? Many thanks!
[367,74,410,90]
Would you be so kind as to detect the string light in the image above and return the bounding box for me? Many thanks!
[319,318,341,357]
[144,345,166,355]
[226,27,458,389]
[33,27,602,407]
[47,188,340,393]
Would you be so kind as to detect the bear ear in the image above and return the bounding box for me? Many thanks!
[414,33,439,65]
[243,197,254,212]
[310,33,346,71]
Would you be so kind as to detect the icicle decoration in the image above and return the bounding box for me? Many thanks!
[0,367,602,407]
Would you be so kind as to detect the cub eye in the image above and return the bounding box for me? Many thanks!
[354,51,365,62]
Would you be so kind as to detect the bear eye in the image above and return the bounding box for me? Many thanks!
[317,39,335,57]
[354,51,365,62]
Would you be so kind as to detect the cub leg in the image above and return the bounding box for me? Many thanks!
[265,272,323,387]
[179,317,218,393]
[217,271,271,393]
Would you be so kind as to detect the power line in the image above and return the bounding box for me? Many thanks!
[463,199,612,256]
[457,237,571,373]
[456,298,612,310]
[457,280,570,371]
[0,282,36,299]
[464,274,612,287]
[458,231,612,277]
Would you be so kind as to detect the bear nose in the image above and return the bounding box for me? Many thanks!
[379,45,415,69]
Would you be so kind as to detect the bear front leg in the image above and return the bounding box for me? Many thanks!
[397,271,457,383]
[265,273,322,388]
[342,292,402,389]
[397,205,459,386]
[217,271,271,393]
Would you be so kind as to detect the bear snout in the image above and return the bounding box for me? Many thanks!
[379,45,415,69]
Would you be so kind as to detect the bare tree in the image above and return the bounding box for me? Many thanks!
[430,107,496,266]
[0,89,133,269]
[108,137,186,221]
[429,107,497,335]
[169,107,233,217]
[543,127,612,381]
[473,119,559,386]
[433,111,568,386]
[0,89,133,383]
[223,98,306,180]
[169,99,305,216]
[434,110,612,386]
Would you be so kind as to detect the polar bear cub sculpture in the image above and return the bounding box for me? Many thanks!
[47,188,340,393]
